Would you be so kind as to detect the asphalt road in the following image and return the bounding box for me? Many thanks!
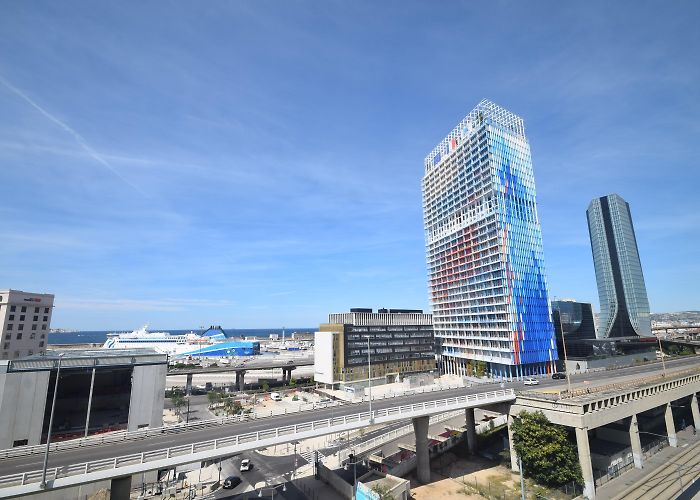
[1,355,695,477]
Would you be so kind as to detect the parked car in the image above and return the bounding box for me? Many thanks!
[552,372,566,380]
[222,476,242,489]
[240,459,252,472]
[270,392,282,401]
[523,377,539,386]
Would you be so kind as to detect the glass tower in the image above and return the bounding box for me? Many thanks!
[586,194,652,338]
[422,99,558,379]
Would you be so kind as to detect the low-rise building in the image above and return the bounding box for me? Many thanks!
[314,308,435,390]
[0,289,54,360]
[0,349,167,449]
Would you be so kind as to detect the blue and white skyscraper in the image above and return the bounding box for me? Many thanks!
[422,100,558,379]
[587,193,652,338]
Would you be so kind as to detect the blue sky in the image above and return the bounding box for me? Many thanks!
[1,2,698,330]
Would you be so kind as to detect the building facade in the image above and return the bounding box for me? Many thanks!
[587,194,652,338]
[314,308,435,389]
[0,289,54,360]
[422,100,557,379]
[0,349,166,449]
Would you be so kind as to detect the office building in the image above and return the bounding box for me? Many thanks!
[587,194,652,338]
[0,289,54,360]
[551,299,597,358]
[0,349,166,448]
[422,100,557,379]
[314,308,435,390]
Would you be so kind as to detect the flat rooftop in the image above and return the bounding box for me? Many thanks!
[2,348,168,372]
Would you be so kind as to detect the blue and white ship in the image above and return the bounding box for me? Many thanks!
[102,325,260,358]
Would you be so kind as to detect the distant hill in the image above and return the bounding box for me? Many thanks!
[651,311,700,324]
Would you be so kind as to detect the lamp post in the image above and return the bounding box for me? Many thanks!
[344,449,364,500]
[363,336,373,424]
[185,396,191,424]
[292,440,299,481]
[656,335,667,376]
[41,352,65,489]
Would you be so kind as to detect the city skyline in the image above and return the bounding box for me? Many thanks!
[1,2,699,329]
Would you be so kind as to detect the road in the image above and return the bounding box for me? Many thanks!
[0,355,695,478]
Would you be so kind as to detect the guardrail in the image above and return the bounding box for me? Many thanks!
[0,389,515,492]
[0,382,469,460]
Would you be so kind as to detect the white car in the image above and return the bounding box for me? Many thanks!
[523,377,539,386]
[239,459,251,472]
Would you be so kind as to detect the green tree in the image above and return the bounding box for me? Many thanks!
[207,392,222,406]
[371,484,393,499]
[511,410,582,487]
[289,378,297,387]
[262,382,270,393]
[171,394,185,415]
[475,361,487,377]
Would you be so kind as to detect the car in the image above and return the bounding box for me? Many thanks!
[552,372,566,380]
[523,377,539,386]
[240,459,252,472]
[222,476,242,489]
[286,360,295,364]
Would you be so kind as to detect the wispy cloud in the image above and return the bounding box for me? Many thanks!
[0,74,144,194]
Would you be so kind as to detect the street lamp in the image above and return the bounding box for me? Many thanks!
[655,334,667,376]
[185,395,191,424]
[363,335,373,424]
[291,440,299,481]
[41,352,65,489]
[344,450,365,500]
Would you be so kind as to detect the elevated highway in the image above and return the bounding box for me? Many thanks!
[0,355,699,498]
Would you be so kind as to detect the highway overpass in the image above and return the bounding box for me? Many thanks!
[0,355,699,499]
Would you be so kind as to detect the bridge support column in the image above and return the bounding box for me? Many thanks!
[413,415,431,484]
[575,427,595,499]
[665,403,678,447]
[110,476,132,500]
[691,394,700,430]
[185,373,193,396]
[629,414,643,469]
[236,370,246,392]
[507,415,518,472]
[465,408,477,455]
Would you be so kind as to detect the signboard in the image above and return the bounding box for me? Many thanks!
[356,482,380,500]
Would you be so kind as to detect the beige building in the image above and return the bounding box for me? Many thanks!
[314,308,435,390]
[0,289,54,360]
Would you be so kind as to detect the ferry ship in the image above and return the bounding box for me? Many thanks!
[102,325,260,358]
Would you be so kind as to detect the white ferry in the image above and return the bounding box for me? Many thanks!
[102,324,225,356]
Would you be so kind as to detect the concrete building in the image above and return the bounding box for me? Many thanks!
[422,99,558,379]
[0,349,166,449]
[587,194,652,338]
[314,308,435,390]
[0,289,54,360]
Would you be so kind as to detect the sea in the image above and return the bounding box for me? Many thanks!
[48,328,315,345]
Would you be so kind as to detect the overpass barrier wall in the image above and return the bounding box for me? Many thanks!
[0,389,515,497]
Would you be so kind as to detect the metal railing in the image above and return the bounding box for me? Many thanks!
[0,389,515,491]
[0,382,468,460]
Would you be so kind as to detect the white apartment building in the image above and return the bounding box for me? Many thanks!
[0,289,54,360]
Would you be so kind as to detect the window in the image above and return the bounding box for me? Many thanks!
[39,341,44,347]
[19,315,25,321]
[7,324,12,331]
[40,334,45,339]
[44,307,49,314]
[30,332,35,339]
[33,316,38,322]
[16,333,22,340]
[4,334,9,340]
[34,307,39,313]
[12,439,28,447]
[43,316,48,322]
[20,306,26,313]
[31,324,37,331]
[18,324,23,331]
[41,325,46,331]
[8,315,14,321]
[10,305,15,312]
[2,343,8,350]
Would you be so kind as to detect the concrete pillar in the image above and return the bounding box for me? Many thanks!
[691,394,700,430]
[575,427,595,499]
[413,416,430,484]
[465,408,477,455]
[236,370,246,392]
[110,476,132,500]
[629,414,643,469]
[185,373,193,396]
[665,403,678,447]
[508,415,518,472]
